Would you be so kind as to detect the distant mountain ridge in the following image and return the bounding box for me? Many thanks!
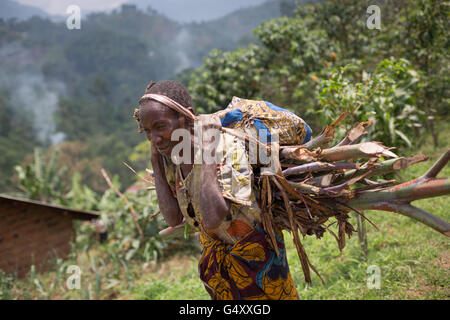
[0,0,49,21]
[129,0,269,23]
[180,0,282,68]
[1,0,271,23]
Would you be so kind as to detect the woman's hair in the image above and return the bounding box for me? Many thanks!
[140,80,193,109]
[134,80,194,132]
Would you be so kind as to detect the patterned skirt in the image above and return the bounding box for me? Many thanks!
[198,224,299,300]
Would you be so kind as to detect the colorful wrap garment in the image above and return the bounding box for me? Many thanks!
[198,226,299,300]
[162,97,308,300]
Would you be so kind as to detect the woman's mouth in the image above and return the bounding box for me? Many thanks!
[157,145,170,153]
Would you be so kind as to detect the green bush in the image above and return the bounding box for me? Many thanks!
[317,58,426,149]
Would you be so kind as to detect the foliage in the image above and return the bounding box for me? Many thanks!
[65,173,100,211]
[14,148,68,203]
[128,140,152,174]
[294,0,380,62]
[0,2,287,194]
[0,168,200,299]
[1,0,448,194]
[46,141,105,193]
[13,145,193,261]
[188,0,446,145]
[293,0,449,142]
[317,58,426,148]
[396,0,449,146]
[79,186,169,263]
[0,270,13,300]
[181,0,282,68]
[0,90,40,192]
[188,16,336,122]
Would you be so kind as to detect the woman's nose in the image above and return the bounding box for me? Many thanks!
[150,132,162,144]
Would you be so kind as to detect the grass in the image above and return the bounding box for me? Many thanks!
[128,187,449,300]
[1,126,449,300]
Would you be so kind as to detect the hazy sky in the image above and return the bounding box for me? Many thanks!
[14,0,128,15]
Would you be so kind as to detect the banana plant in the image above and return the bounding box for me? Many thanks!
[14,147,68,204]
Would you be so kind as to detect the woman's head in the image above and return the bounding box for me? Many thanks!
[136,80,195,156]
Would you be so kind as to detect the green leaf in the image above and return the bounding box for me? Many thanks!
[184,223,190,239]
[125,249,136,261]
[132,239,140,249]
[394,129,412,148]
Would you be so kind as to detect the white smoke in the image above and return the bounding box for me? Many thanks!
[0,42,66,144]
[172,27,193,73]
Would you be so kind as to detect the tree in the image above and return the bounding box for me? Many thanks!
[188,16,336,126]
[397,0,449,147]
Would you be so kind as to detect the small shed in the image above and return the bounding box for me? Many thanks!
[0,194,99,278]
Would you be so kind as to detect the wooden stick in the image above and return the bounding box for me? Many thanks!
[421,149,450,180]
[334,121,372,147]
[331,155,428,185]
[101,168,144,242]
[367,203,450,237]
[159,221,187,239]
[271,176,312,283]
[123,161,153,184]
[282,162,357,177]
[302,112,348,150]
[320,142,397,162]
[350,177,450,207]
[261,176,280,257]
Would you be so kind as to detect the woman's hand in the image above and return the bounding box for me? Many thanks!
[151,144,183,227]
[198,114,221,142]
[196,114,222,165]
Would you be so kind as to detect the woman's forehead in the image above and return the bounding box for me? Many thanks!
[139,100,178,121]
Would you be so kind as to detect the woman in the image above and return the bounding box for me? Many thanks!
[135,80,310,300]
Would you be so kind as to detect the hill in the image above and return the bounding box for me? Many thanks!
[181,0,281,68]
[0,1,285,191]
[130,0,269,22]
[0,0,49,21]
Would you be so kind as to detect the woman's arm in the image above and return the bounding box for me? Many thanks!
[151,144,184,227]
[199,160,231,230]
[197,115,231,230]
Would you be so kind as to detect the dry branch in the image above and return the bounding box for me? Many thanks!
[101,168,144,242]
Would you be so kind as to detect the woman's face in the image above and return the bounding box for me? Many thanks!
[139,100,185,156]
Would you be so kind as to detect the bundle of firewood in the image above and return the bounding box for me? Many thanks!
[158,113,450,284]
[247,113,450,283]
